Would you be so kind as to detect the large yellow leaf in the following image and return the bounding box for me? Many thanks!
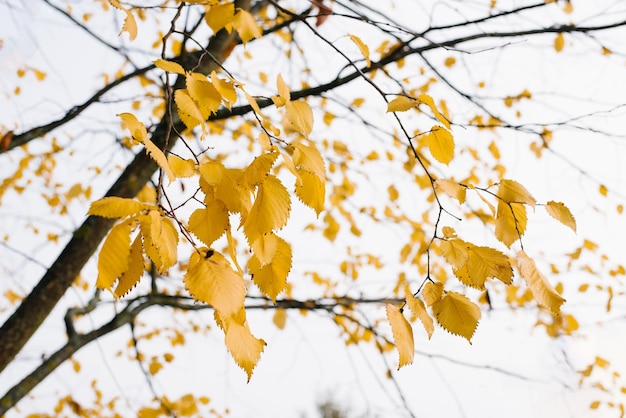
[458,244,513,289]
[497,179,536,206]
[204,3,235,34]
[114,234,144,298]
[386,96,416,112]
[188,200,230,246]
[96,221,131,290]
[140,210,177,273]
[88,196,150,219]
[440,238,469,270]
[517,250,566,314]
[142,135,175,184]
[184,249,246,317]
[218,310,266,382]
[175,89,204,131]
[495,201,527,247]
[422,281,443,306]
[243,175,291,245]
[211,72,237,107]
[425,125,454,165]
[167,155,196,178]
[232,8,262,44]
[243,150,279,188]
[386,304,414,369]
[285,101,314,137]
[291,140,326,180]
[153,59,185,75]
[435,178,466,204]
[406,293,434,339]
[186,75,222,119]
[251,232,279,267]
[200,162,251,215]
[295,170,325,215]
[248,235,292,302]
[418,94,451,129]
[545,201,576,232]
[432,292,481,343]
[348,34,370,67]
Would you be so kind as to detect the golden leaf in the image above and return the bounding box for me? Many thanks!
[517,250,566,315]
[141,135,176,184]
[139,211,178,273]
[275,74,290,104]
[386,304,414,369]
[440,239,469,270]
[188,200,230,246]
[174,89,204,131]
[184,249,246,317]
[96,221,131,290]
[418,94,451,129]
[232,8,262,44]
[218,310,266,382]
[153,59,185,75]
[118,112,147,143]
[186,75,222,118]
[295,170,325,215]
[109,0,137,40]
[285,100,314,137]
[435,179,466,204]
[88,196,150,219]
[251,232,279,267]
[243,175,291,245]
[248,235,292,302]
[545,201,576,232]
[497,179,536,206]
[114,235,144,298]
[406,293,434,339]
[432,292,481,343]
[422,281,443,306]
[167,155,196,178]
[495,201,527,247]
[291,140,326,181]
[211,72,237,106]
[348,34,370,67]
[273,308,287,329]
[243,150,279,188]
[386,96,416,113]
[554,32,565,52]
[425,125,454,165]
[204,3,235,34]
[459,244,513,289]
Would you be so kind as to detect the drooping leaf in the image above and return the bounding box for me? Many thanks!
[96,221,131,290]
[440,239,469,270]
[141,136,176,184]
[291,140,326,181]
[554,32,565,52]
[167,155,196,178]
[114,234,144,298]
[455,243,513,289]
[118,112,147,143]
[517,250,566,315]
[274,74,290,106]
[432,292,481,343]
[186,75,222,118]
[545,201,576,232]
[243,175,291,245]
[497,179,536,206]
[88,196,149,218]
[218,310,266,382]
[188,200,230,246]
[243,150,279,188]
[109,0,137,40]
[273,308,287,329]
[435,178,466,204]
[295,170,325,215]
[386,96,416,112]
[422,281,443,306]
[386,304,414,369]
[251,232,279,267]
[232,8,262,44]
[204,3,235,34]
[211,72,237,107]
[248,235,292,302]
[184,249,246,317]
[153,59,185,75]
[495,201,527,248]
[406,293,434,339]
[175,89,205,131]
[348,34,370,67]
[285,101,314,137]
[418,94,451,129]
[425,125,454,165]
[156,216,178,271]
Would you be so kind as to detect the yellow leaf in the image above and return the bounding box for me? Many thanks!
[386,96,416,112]
[118,112,147,143]
[406,293,434,339]
[218,310,266,381]
[425,125,454,165]
[109,0,137,40]
[188,200,230,246]
[432,292,481,343]
[295,171,325,215]
[418,94,451,129]
[554,32,564,52]
[589,401,600,410]
[285,101,314,137]
[251,232,280,266]
[517,250,566,314]
[243,150,279,188]
[440,239,469,270]
[167,155,196,178]
[599,184,608,196]
[457,244,513,289]
[186,75,222,118]
[291,140,326,180]
[88,196,149,218]
[96,221,131,290]
[545,201,576,232]
[435,179,466,204]
[276,74,290,104]
[232,8,262,44]
[142,136,176,184]
[114,234,144,297]
[348,34,370,67]
[184,249,246,317]
[153,59,185,75]
[497,179,536,206]
[243,175,291,245]
[140,211,178,272]
[204,3,235,34]
[211,72,237,107]
[273,308,287,329]
[386,304,414,369]
[495,201,527,247]
[422,281,443,306]
[175,89,204,131]
[248,235,292,302]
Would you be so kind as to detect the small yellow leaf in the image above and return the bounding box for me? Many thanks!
[276,74,290,103]
[418,94,451,129]
[599,184,608,196]
[497,179,536,206]
[273,308,287,329]
[422,281,443,306]
[406,293,434,339]
[142,136,175,184]
[175,89,204,131]
[589,401,600,410]
[96,221,131,290]
[232,8,262,44]
[118,112,147,143]
[211,72,237,106]
[243,150,279,188]
[440,239,469,270]
[425,125,454,165]
[517,250,566,314]
[114,234,144,297]
[243,175,291,245]
[167,155,196,178]
[386,96,416,113]
[386,304,414,369]
[545,201,576,232]
[186,75,222,118]
[435,179,466,204]
[88,197,149,218]
[348,34,370,67]
[109,0,137,40]
[218,310,266,381]
[495,201,527,248]
[291,140,326,180]
[205,3,235,34]
[295,170,325,215]
[554,33,564,52]
[153,59,185,75]
[248,235,292,302]
[188,200,230,246]
[432,292,481,343]
[184,249,246,317]
[285,101,314,137]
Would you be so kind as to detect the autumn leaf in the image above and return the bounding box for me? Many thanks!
[248,235,292,302]
[545,201,576,232]
[554,33,565,52]
[387,96,416,112]
[109,0,137,40]
[425,125,454,165]
[422,281,443,306]
[167,155,196,178]
[153,59,185,75]
[406,293,434,339]
[243,175,291,245]
[435,178,466,204]
[114,234,144,298]
[517,250,566,314]
[96,221,131,290]
[232,8,262,44]
[188,200,230,246]
[495,201,527,248]
[349,34,370,67]
[440,239,469,270]
[386,304,414,369]
[88,196,150,219]
[204,3,235,34]
[497,179,536,206]
[418,94,451,129]
[285,100,314,137]
[295,170,326,215]
[432,292,481,343]
[175,89,204,131]
[218,310,266,381]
